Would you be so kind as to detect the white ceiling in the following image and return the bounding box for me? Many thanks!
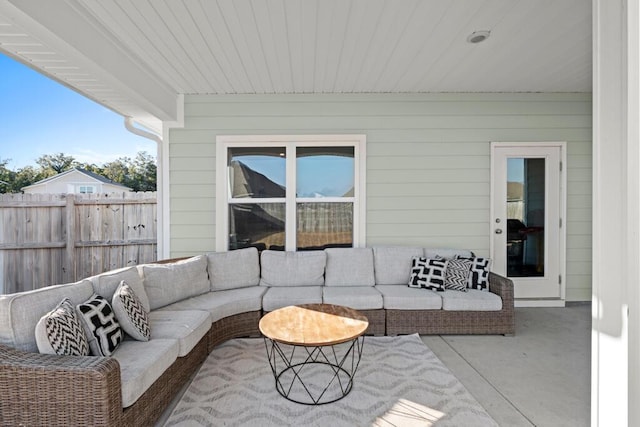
[0,0,592,130]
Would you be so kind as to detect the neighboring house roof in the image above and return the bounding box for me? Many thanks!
[21,168,131,191]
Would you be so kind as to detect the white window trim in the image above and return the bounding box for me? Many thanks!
[215,134,366,252]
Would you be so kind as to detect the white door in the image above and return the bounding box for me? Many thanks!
[491,143,565,300]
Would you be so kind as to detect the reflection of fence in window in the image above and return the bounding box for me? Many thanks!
[229,202,353,251]
[297,202,352,250]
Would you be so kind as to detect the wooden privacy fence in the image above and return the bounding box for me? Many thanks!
[0,192,157,294]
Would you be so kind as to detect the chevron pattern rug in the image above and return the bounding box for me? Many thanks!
[163,334,497,427]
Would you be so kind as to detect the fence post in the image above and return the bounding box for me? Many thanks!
[64,194,76,283]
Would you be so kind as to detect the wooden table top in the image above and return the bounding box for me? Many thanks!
[259,304,369,346]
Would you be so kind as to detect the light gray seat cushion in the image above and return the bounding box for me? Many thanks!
[207,247,260,291]
[260,250,326,287]
[158,286,266,323]
[0,280,94,353]
[89,266,150,312]
[373,246,424,285]
[375,285,443,310]
[112,338,179,408]
[262,286,323,312]
[141,255,210,310]
[324,248,375,287]
[322,287,383,310]
[440,290,503,311]
[424,248,474,259]
[148,310,211,356]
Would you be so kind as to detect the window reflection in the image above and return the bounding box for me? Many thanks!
[506,158,545,277]
[228,147,285,198]
[297,202,353,250]
[229,203,285,251]
[297,147,354,198]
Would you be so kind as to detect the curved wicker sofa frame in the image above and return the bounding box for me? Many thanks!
[0,261,514,426]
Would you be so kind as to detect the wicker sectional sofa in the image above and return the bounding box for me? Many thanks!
[0,246,514,426]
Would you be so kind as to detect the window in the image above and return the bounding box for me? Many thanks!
[216,135,366,251]
[78,185,95,194]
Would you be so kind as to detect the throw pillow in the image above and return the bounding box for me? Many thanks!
[408,257,447,291]
[456,256,492,291]
[112,280,150,341]
[35,298,89,356]
[468,257,491,290]
[444,258,472,292]
[77,294,123,356]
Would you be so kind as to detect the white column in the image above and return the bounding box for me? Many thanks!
[625,1,640,425]
[592,1,640,425]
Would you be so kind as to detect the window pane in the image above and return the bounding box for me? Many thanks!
[297,202,353,250]
[229,203,285,251]
[228,147,286,198]
[296,147,354,197]
[506,158,545,277]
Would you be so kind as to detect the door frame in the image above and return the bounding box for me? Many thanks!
[490,141,567,306]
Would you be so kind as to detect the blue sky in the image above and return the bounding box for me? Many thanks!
[0,53,155,170]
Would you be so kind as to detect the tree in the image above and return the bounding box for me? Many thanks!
[131,151,157,192]
[36,153,77,176]
[0,151,156,193]
[0,158,13,193]
[12,166,40,192]
[99,151,156,192]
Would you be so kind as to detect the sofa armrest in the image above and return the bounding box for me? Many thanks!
[0,344,122,426]
[488,272,515,309]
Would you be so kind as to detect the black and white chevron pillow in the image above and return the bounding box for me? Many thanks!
[408,257,447,291]
[77,294,123,356]
[112,280,150,341]
[35,298,89,356]
[444,258,471,292]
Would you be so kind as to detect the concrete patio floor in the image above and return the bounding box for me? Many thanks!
[157,304,591,426]
[423,303,591,427]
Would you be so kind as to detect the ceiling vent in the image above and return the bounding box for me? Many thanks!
[467,30,491,44]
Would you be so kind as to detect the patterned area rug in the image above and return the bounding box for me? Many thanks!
[163,334,497,426]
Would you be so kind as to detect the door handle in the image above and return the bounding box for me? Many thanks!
[495,229,503,234]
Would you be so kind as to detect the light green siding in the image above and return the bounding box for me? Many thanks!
[168,93,592,301]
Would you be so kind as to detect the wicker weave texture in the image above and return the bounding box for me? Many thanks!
[209,311,262,351]
[1,273,514,426]
[386,272,515,336]
[0,346,122,426]
[357,309,386,336]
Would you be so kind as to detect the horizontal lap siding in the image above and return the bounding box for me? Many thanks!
[169,93,592,301]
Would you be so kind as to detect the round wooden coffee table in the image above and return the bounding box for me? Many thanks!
[259,304,369,405]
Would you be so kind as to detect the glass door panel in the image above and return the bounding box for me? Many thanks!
[506,158,545,277]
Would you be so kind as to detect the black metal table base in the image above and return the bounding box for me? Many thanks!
[263,336,365,405]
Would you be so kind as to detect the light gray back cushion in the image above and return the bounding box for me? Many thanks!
[424,248,474,259]
[89,266,150,312]
[373,246,424,285]
[208,247,260,291]
[0,280,94,353]
[141,255,210,310]
[260,250,326,287]
[324,248,375,286]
